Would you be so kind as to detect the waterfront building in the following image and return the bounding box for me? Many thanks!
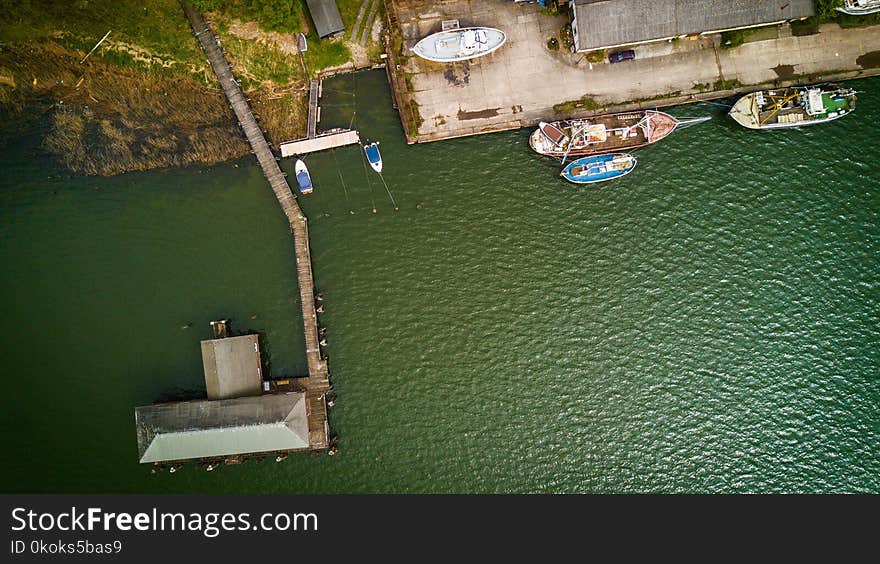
[568,0,815,52]
[134,322,311,465]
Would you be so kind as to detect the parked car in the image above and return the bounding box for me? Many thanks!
[608,49,635,63]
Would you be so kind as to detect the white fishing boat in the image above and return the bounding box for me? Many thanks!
[294,159,313,195]
[728,84,857,130]
[837,0,880,15]
[412,27,506,63]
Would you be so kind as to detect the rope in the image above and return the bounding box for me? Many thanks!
[331,149,354,214]
[378,172,398,211]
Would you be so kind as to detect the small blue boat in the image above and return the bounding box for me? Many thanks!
[364,142,382,173]
[560,153,636,184]
[294,159,313,194]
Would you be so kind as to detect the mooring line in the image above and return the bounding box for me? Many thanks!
[331,149,354,215]
[378,172,398,211]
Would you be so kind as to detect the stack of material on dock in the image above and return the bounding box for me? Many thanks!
[135,393,309,464]
[305,0,345,39]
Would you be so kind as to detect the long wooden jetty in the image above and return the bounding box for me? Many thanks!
[307,79,320,138]
[181,2,331,450]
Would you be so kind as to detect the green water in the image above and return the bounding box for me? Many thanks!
[1,70,878,493]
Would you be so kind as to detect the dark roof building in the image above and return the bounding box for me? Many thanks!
[305,0,345,39]
[569,0,815,52]
[201,334,262,400]
[134,324,312,464]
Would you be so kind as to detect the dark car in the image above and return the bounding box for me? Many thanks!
[608,49,636,63]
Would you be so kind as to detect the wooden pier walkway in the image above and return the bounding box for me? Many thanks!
[181,2,331,450]
[307,79,321,138]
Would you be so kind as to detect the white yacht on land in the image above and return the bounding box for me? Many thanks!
[837,0,880,15]
[412,27,506,63]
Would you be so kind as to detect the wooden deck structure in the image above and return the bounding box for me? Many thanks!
[280,129,361,157]
[307,79,321,138]
[181,1,331,450]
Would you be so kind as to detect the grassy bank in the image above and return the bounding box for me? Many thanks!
[0,0,378,176]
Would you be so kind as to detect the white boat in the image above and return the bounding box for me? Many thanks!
[728,84,857,130]
[364,142,382,173]
[837,0,880,15]
[294,159,313,195]
[412,27,506,63]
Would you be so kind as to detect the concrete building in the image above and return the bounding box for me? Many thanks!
[569,0,815,52]
[305,0,345,39]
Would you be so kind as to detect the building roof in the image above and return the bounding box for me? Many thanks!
[571,0,815,51]
[135,393,309,463]
[200,334,262,400]
[305,0,345,39]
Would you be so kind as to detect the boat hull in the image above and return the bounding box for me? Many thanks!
[530,110,678,158]
[412,27,506,63]
[728,85,857,129]
[837,0,880,15]
[294,159,313,194]
[364,142,383,173]
[560,153,637,184]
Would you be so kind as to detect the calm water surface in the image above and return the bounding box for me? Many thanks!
[1,71,878,493]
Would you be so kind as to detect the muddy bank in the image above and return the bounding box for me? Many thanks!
[0,41,306,176]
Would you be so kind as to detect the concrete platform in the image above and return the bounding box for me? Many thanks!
[386,0,880,143]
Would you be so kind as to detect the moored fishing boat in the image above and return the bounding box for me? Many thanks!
[837,0,880,15]
[294,159,313,195]
[560,153,637,184]
[529,110,681,158]
[364,142,383,173]
[728,84,857,129]
[412,27,506,63]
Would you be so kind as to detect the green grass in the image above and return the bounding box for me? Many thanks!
[713,78,741,91]
[585,49,606,64]
[0,0,202,62]
[553,95,600,114]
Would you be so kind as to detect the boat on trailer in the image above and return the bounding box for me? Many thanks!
[728,84,857,129]
[837,0,880,15]
[364,142,383,173]
[294,159,313,194]
[529,110,681,158]
[560,154,637,184]
[412,27,506,63]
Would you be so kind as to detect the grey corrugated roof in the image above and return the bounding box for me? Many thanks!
[135,393,309,463]
[201,334,262,400]
[305,0,345,39]
[572,0,815,51]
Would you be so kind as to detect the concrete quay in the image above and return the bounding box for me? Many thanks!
[384,0,880,144]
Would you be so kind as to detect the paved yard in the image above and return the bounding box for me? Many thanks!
[386,0,880,143]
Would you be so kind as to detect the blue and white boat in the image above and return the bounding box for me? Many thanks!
[364,142,382,173]
[294,159,313,194]
[560,153,636,184]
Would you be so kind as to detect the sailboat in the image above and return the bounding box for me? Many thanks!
[294,159,313,194]
[364,142,382,173]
